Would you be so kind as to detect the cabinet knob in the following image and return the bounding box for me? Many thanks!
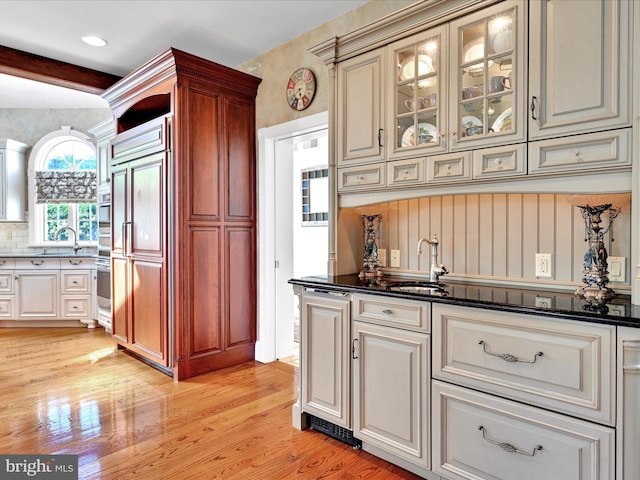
[571,149,579,156]
[72,280,78,284]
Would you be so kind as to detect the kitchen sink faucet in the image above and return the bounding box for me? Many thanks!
[417,233,448,282]
[55,227,81,254]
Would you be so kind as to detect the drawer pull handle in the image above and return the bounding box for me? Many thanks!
[30,260,44,266]
[479,426,543,457]
[382,309,393,315]
[69,260,82,265]
[352,339,358,359]
[479,340,543,364]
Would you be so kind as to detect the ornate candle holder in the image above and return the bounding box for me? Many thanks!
[359,213,383,278]
[567,194,626,305]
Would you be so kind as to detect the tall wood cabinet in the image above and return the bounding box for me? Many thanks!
[102,48,261,380]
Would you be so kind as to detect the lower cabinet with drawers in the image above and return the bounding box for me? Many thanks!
[431,304,616,479]
[0,256,96,327]
[293,283,640,480]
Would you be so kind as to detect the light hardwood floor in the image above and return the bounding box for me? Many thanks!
[0,328,422,479]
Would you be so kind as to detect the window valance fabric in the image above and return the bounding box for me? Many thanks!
[35,171,97,204]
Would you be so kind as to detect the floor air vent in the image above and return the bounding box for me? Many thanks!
[308,414,362,448]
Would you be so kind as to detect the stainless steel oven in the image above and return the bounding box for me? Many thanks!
[96,189,111,312]
[96,253,111,312]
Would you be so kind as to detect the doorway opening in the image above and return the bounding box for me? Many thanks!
[257,112,328,364]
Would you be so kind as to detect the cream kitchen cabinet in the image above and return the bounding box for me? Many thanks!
[432,303,616,479]
[88,118,115,193]
[15,260,60,320]
[0,256,97,326]
[0,259,15,318]
[432,381,614,480]
[447,0,526,151]
[337,48,386,167]
[528,0,632,140]
[351,294,430,476]
[0,139,28,221]
[300,288,352,429]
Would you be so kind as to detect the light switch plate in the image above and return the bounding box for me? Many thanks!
[378,248,386,267]
[608,256,626,282]
[390,249,400,268]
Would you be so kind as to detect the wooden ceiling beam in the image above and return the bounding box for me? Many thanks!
[0,45,121,95]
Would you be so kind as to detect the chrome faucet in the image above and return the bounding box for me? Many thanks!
[417,233,448,282]
[55,227,81,254]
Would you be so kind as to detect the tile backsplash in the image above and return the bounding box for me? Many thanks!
[0,222,97,255]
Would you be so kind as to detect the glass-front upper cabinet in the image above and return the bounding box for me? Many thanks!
[449,0,526,151]
[387,25,448,159]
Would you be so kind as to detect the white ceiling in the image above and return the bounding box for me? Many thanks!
[0,0,369,108]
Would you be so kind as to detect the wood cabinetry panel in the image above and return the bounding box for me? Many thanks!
[226,226,255,347]
[111,256,129,343]
[130,155,164,257]
[131,260,167,365]
[226,98,255,221]
[189,227,222,355]
[188,87,221,220]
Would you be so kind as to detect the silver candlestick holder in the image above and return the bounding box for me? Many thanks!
[573,201,621,304]
[359,213,383,278]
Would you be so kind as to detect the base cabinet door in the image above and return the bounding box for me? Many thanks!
[15,271,59,319]
[432,381,614,480]
[301,291,351,428]
[352,320,430,470]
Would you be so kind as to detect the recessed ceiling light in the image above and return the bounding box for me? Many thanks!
[81,35,108,47]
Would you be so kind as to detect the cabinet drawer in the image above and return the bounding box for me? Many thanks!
[432,381,614,480]
[0,259,15,269]
[62,296,91,319]
[426,152,471,183]
[61,271,91,293]
[386,157,425,187]
[15,258,60,270]
[472,143,526,179]
[353,293,430,333]
[0,272,13,293]
[432,304,615,425]
[0,296,14,317]
[338,164,385,191]
[528,128,631,175]
[60,258,94,269]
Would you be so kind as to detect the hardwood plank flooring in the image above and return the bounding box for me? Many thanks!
[0,328,423,479]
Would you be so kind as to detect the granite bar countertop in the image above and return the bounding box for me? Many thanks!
[289,274,640,328]
[0,253,98,258]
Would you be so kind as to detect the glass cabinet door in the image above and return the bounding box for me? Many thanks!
[450,0,526,150]
[388,25,448,158]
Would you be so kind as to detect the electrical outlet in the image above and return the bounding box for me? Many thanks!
[378,248,387,267]
[535,296,553,308]
[390,249,400,268]
[535,253,552,278]
[608,256,626,282]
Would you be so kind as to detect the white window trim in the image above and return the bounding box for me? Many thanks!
[27,126,97,247]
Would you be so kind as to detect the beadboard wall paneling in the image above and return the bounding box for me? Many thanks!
[356,193,631,285]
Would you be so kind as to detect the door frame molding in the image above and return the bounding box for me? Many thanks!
[256,111,328,363]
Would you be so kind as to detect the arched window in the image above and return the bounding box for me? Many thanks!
[28,126,98,247]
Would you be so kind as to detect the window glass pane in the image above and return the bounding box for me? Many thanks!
[45,140,96,170]
[45,204,69,241]
[78,203,98,241]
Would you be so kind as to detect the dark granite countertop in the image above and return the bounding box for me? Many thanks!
[289,274,640,329]
[0,253,97,258]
